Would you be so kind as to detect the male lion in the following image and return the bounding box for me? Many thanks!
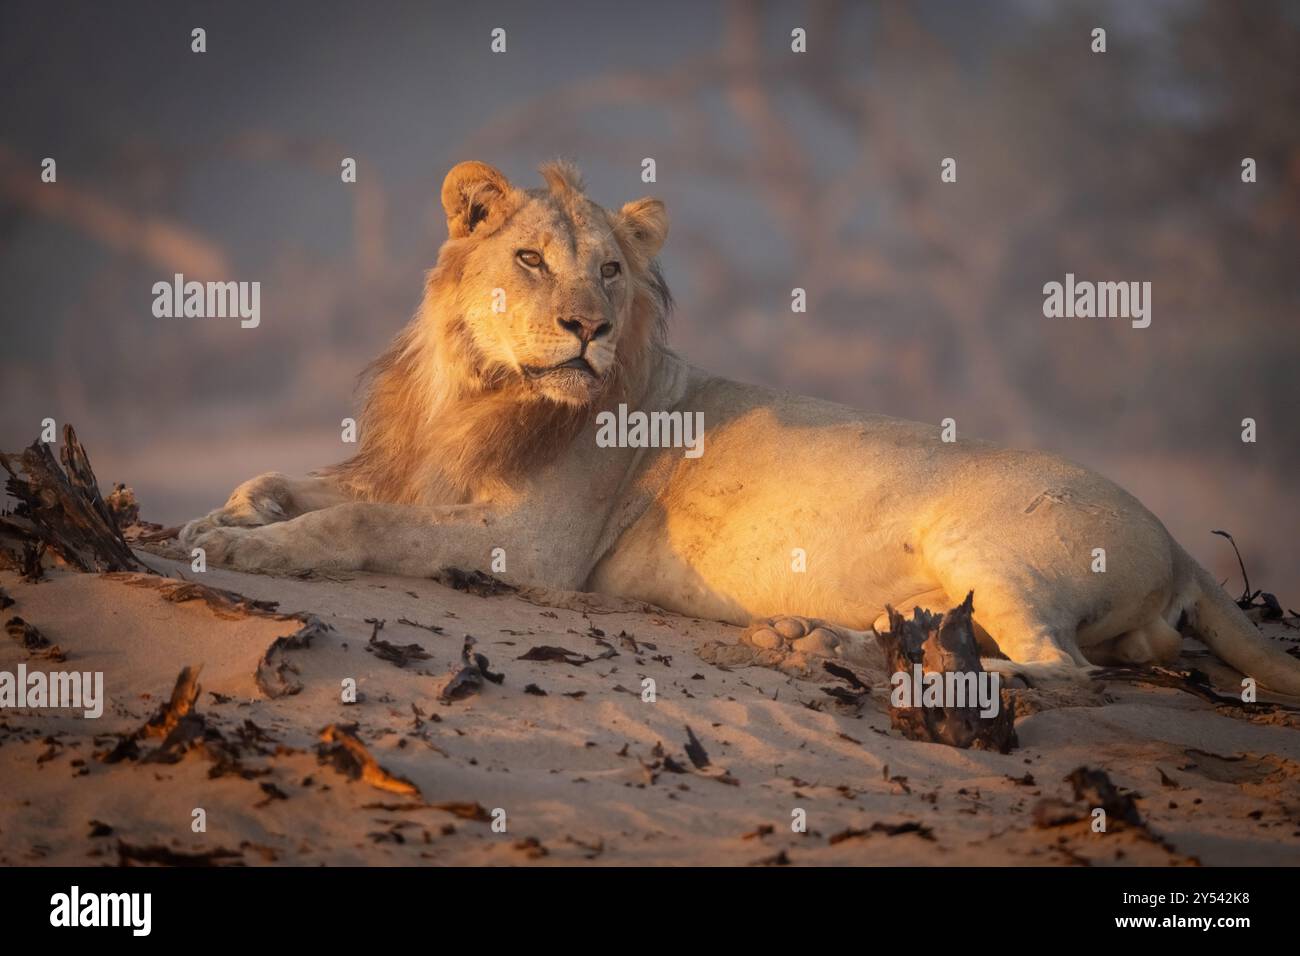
[181,160,1300,695]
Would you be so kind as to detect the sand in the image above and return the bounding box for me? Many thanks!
[2,555,1298,866]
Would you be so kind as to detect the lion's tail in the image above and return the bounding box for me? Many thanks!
[1182,553,1300,697]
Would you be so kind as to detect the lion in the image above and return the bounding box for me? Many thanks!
[180,159,1300,696]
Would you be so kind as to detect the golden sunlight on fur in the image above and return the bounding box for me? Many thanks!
[180,161,1300,698]
[322,160,671,505]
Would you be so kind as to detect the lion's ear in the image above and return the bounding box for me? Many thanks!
[616,198,668,263]
[441,161,515,239]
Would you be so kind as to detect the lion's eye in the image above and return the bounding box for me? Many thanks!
[601,261,621,279]
[517,250,543,269]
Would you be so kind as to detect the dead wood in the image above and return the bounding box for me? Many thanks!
[117,841,244,867]
[142,665,202,739]
[1030,765,1196,862]
[432,567,517,596]
[106,572,283,619]
[255,618,333,698]
[1093,664,1300,727]
[97,665,268,777]
[317,723,421,797]
[875,592,1017,752]
[99,665,202,763]
[364,617,433,668]
[5,615,66,661]
[104,482,170,542]
[0,425,150,573]
[439,636,505,701]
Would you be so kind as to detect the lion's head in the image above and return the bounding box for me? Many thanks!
[333,161,673,504]
[434,159,670,408]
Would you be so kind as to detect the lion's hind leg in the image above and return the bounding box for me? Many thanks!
[922,568,1099,687]
[744,616,876,666]
[970,614,1099,688]
[1083,617,1184,667]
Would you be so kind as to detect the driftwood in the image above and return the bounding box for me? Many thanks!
[99,665,202,764]
[1093,664,1300,713]
[439,636,505,701]
[317,723,421,797]
[104,483,172,542]
[107,572,283,619]
[255,619,333,698]
[432,567,517,597]
[875,592,1017,753]
[364,618,434,668]
[0,425,150,573]
[141,665,203,739]
[5,615,66,661]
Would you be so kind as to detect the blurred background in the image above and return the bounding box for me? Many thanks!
[1,0,1297,596]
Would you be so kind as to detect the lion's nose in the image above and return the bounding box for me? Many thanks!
[557,315,611,344]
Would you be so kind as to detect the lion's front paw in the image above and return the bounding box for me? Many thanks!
[178,473,295,547]
[178,511,231,547]
[191,525,299,573]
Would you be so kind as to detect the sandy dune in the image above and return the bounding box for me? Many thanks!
[2,556,1298,866]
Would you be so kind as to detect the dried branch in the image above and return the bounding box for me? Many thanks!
[1,424,150,574]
